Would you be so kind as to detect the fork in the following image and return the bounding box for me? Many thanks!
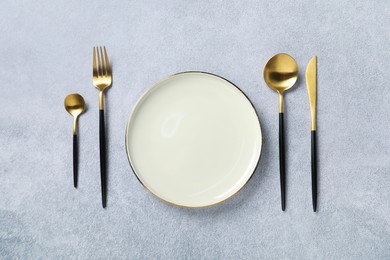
[93,46,112,208]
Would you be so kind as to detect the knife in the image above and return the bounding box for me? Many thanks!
[306,56,317,212]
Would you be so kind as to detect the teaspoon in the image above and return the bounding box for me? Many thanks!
[64,93,86,188]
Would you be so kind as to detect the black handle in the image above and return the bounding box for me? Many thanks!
[99,109,107,208]
[73,134,78,188]
[311,130,317,212]
[279,113,286,211]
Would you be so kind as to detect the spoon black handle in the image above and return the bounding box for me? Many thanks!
[99,109,107,208]
[279,112,286,211]
[311,130,317,212]
[73,134,78,188]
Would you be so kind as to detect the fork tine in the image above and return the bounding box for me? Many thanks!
[103,46,111,76]
[97,46,102,77]
[93,47,98,78]
[99,46,106,77]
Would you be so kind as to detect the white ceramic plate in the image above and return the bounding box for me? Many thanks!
[126,72,262,207]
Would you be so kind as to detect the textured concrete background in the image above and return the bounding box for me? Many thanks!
[1,0,389,259]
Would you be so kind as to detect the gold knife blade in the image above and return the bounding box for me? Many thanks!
[306,56,317,130]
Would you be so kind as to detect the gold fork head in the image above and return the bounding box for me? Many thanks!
[93,46,112,92]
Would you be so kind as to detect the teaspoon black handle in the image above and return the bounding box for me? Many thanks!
[99,109,107,208]
[279,113,286,211]
[73,134,78,188]
[311,130,317,212]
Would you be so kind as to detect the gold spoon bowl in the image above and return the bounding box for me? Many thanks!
[64,93,86,134]
[264,53,298,112]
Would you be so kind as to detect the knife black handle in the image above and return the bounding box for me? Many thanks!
[73,134,78,188]
[279,113,286,211]
[99,109,107,208]
[311,130,317,212]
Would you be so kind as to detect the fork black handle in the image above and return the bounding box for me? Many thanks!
[99,109,107,208]
[311,130,317,212]
[73,134,78,188]
[279,112,286,211]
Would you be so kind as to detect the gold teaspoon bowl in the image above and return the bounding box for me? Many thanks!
[65,93,86,133]
[64,93,86,188]
[263,53,298,211]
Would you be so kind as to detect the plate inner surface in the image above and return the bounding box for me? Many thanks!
[126,72,262,207]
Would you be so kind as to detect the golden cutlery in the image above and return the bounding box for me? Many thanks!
[263,53,298,211]
[306,55,318,212]
[93,46,112,208]
[64,93,86,188]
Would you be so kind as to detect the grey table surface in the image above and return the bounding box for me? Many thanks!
[1,0,389,259]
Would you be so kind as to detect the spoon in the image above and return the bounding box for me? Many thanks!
[64,93,86,188]
[263,53,298,211]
